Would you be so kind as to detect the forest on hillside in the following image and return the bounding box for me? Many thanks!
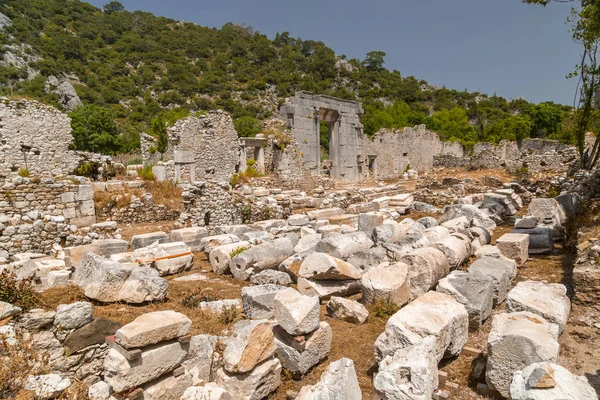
[0,0,576,155]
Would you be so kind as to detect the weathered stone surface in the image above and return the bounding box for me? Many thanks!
[199,299,241,314]
[231,238,294,281]
[93,239,129,257]
[510,362,597,400]
[486,311,560,398]
[506,281,571,334]
[296,358,361,400]
[180,383,232,400]
[133,241,194,276]
[242,284,287,319]
[315,231,374,260]
[18,309,55,330]
[326,296,368,324]
[432,235,470,269]
[496,233,529,266]
[436,271,494,329]
[130,231,169,250]
[274,321,332,375]
[64,318,122,354]
[252,219,286,231]
[510,227,554,255]
[374,336,438,400]
[274,288,320,336]
[223,319,275,373]
[74,253,168,304]
[440,204,496,230]
[0,301,21,319]
[214,224,252,237]
[374,291,469,363]
[422,225,450,245]
[216,358,281,400]
[24,374,71,399]
[87,381,111,400]
[294,233,322,254]
[442,216,470,233]
[170,227,209,252]
[209,241,251,275]
[181,334,217,386]
[297,278,362,300]
[54,302,93,331]
[142,371,193,400]
[400,247,450,298]
[298,252,362,281]
[361,262,410,306]
[307,208,344,221]
[515,216,538,229]
[383,233,430,260]
[200,234,240,253]
[554,192,581,216]
[249,269,292,286]
[104,340,189,393]
[288,214,310,226]
[242,230,270,244]
[372,219,414,245]
[527,197,566,232]
[358,212,384,239]
[468,257,511,306]
[346,247,388,273]
[115,310,192,349]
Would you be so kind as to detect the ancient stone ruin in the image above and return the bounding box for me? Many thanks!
[1,95,599,400]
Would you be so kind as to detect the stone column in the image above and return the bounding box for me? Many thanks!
[239,145,247,173]
[255,146,265,174]
[329,118,340,179]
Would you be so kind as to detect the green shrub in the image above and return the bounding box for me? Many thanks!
[246,158,256,167]
[229,245,250,258]
[137,165,155,181]
[373,299,399,318]
[17,168,30,177]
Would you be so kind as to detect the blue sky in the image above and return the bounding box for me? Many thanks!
[88,0,580,105]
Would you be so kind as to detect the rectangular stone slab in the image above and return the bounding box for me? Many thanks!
[115,310,192,349]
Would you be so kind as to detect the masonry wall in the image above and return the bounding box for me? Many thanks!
[0,177,96,227]
[0,98,82,178]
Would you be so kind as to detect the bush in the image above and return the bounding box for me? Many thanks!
[17,168,30,177]
[229,168,263,187]
[0,271,44,311]
[0,335,50,398]
[136,165,155,181]
[373,299,399,318]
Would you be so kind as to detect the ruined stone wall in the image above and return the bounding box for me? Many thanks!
[361,125,466,177]
[96,192,181,224]
[164,111,241,182]
[0,177,96,227]
[139,132,162,166]
[0,98,82,178]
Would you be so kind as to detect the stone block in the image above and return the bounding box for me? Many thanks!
[326,297,368,324]
[64,318,122,354]
[242,284,288,320]
[506,281,571,334]
[181,334,217,386]
[307,207,344,221]
[115,310,191,349]
[216,358,281,400]
[200,234,240,253]
[47,270,71,287]
[209,241,251,275]
[436,271,494,329]
[297,278,362,300]
[169,227,208,252]
[214,225,252,237]
[299,252,362,281]
[361,262,410,306]
[468,257,511,306]
[274,321,332,375]
[93,239,129,257]
[296,358,362,400]
[129,232,169,250]
[496,233,529,266]
[223,320,275,373]
[400,247,450,299]
[249,270,292,286]
[329,214,359,228]
[510,227,554,255]
[274,288,320,336]
[315,231,374,260]
[432,235,470,269]
[346,246,388,274]
[231,238,294,281]
[54,302,93,331]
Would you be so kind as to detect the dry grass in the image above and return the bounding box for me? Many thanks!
[0,336,50,399]
[144,181,183,212]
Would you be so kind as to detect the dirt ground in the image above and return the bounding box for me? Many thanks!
[40,170,600,399]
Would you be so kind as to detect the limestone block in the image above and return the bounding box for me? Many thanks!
[297,278,362,300]
[24,374,71,400]
[326,296,368,324]
[88,381,111,400]
[440,204,496,230]
[416,216,439,228]
[496,233,529,266]
[296,358,362,400]
[170,227,209,252]
[181,334,217,386]
[432,235,470,269]
[242,230,270,244]
[64,317,122,354]
[115,310,191,349]
[180,383,232,400]
[510,227,554,255]
[216,358,281,400]
[0,301,21,319]
[509,362,597,400]
[400,247,450,299]
[214,225,252,237]
[18,309,55,330]
[358,212,384,238]
[274,288,320,336]
[209,241,251,275]
[361,262,410,306]
[92,239,128,257]
[64,244,100,268]
[346,247,388,273]
[486,311,560,398]
[294,233,322,254]
[374,336,438,400]
[231,238,294,281]
[129,231,169,250]
[74,254,168,304]
[142,371,193,400]
[54,302,93,331]
[515,216,538,229]
[47,270,71,287]
[274,321,332,375]
[315,231,374,260]
[436,271,494,329]
[554,192,581,216]
[223,320,275,373]
[104,340,189,393]
[527,197,567,229]
[249,270,292,286]
[199,299,241,314]
[307,207,344,220]
[288,214,310,226]
[298,252,362,281]
[200,234,240,253]
[441,216,470,233]
[468,257,511,306]
[506,281,571,334]
[372,219,414,245]
[423,226,450,245]
[374,291,469,363]
[329,214,359,228]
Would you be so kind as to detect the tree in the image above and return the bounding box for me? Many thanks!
[233,116,261,137]
[103,1,124,14]
[69,105,121,154]
[529,103,562,137]
[150,116,168,154]
[363,51,386,71]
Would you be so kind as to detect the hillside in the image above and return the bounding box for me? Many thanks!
[0,0,574,155]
